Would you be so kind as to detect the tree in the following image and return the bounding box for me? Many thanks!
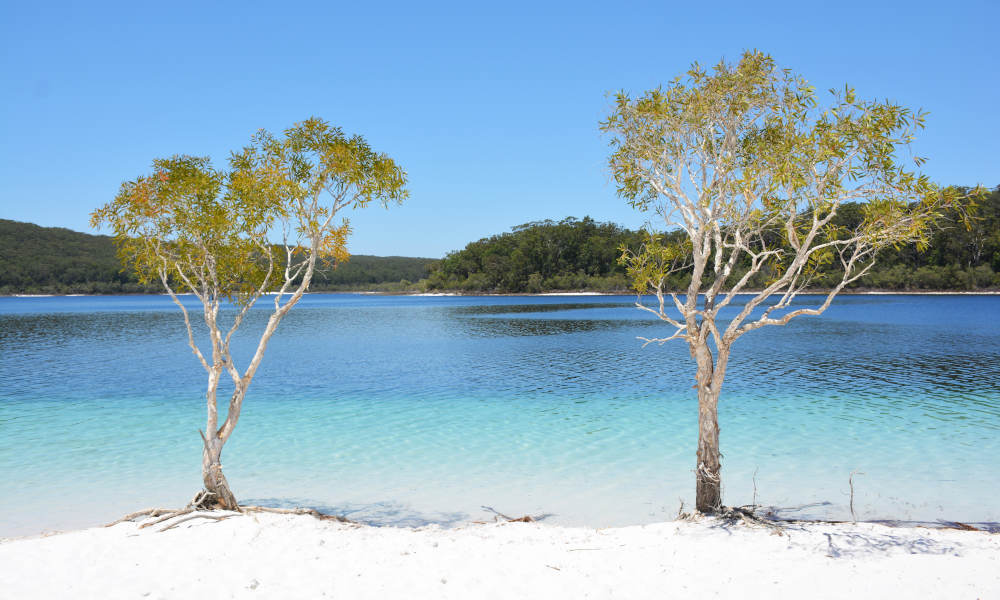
[601,51,976,513]
[91,118,408,510]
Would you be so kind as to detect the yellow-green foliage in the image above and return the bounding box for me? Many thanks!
[602,50,979,296]
[617,233,691,292]
[91,118,408,305]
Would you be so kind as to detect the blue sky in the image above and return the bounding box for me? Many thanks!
[1,0,997,258]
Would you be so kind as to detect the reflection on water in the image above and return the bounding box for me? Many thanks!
[0,293,998,536]
[457,317,640,338]
[450,301,633,315]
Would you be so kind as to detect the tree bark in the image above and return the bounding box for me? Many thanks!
[201,433,238,510]
[693,344,722,513]
[695,386,722,513]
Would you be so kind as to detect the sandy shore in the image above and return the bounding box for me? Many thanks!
[1,513,997,599]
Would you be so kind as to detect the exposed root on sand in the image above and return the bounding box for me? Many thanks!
[158,513,236,532]
[696,505,996,534]
[239,506,355,524]
[677,505,789,534]
[105,508,173,527]
[714,505,787,533]
[106,491,356,532]
[139,508,199,529]
[105,506,238,532]
[480,506,554,523]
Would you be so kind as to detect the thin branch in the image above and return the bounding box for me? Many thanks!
[160,267,210,372]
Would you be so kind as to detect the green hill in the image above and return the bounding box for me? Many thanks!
[0,220,150,294]
[0,219,435,295]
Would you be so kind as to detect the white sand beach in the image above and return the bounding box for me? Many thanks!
[1,512,997,599]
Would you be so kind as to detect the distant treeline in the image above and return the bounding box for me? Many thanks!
[309,255,433,291]
[426,186,1000,293]
[425,217,640,292]
[0,219,433,295]
[0,220,156,294]
[815,187,1000,291]
[3,186,998,295]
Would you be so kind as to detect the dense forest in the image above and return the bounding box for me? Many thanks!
[0,219,433,295]
[815,187,1000,291]
[309,254,433,291]
[2,186,998,294]
[425,217,641,292]
[0,220,155,294]
[426,187,1000,293]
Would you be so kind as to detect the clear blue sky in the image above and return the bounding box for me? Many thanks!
[2,0,997,258]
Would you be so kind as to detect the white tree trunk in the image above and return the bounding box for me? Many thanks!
[201,430,238,510]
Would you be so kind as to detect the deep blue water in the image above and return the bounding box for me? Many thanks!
[1,293,998,536]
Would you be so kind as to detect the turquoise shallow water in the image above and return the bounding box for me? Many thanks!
[1,293,998,536]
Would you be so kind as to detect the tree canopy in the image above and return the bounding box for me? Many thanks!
[92,119,408,304]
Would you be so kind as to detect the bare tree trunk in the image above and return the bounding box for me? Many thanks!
[695,387,722,513]
[201,432,238,510]
[693,345,722,513]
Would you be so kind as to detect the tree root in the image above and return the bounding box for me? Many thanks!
[190,490,217,510]
[139,507,197,529]
[238,506,355,524]
[481,505,553,523]
[105,492,357,532]
[104,508,173,527]
[158,512,236,532]
[105,506,233,532]
[702,505,788,534]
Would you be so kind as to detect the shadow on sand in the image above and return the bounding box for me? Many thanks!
[242,497,469,528]
[705,502,999,558]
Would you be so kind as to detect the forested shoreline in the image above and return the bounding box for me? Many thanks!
[0,219,434,295]
[426,187,1000,293]
[2,186,998,295]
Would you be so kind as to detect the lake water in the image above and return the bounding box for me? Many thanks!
[1,293,998,536]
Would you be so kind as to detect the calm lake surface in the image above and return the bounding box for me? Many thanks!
[1,293,998,536]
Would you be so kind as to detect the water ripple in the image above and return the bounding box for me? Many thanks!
[1,294,998,535]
